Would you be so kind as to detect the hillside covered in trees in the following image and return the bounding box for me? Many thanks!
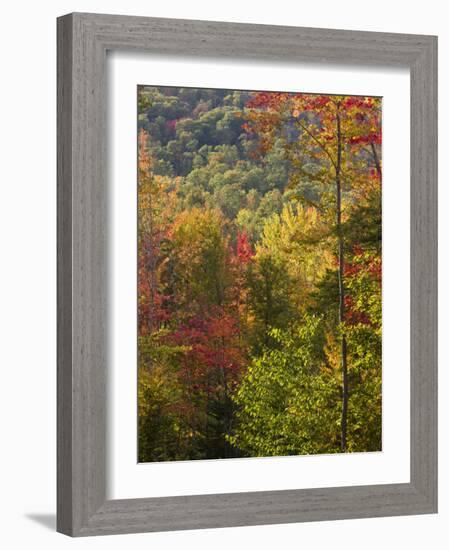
[137,85,382,462]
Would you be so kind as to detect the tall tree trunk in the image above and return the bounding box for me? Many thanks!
[336,109,349,451]
[370,142,382,178]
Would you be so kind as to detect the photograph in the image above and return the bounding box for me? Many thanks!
[0,1,441,545]
[137,85,382,462]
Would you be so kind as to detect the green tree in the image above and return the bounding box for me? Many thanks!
[229,316,340,456]
[167,208,231,313]
[246,252,294,352]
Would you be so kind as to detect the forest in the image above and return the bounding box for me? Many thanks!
[137,85,382,462]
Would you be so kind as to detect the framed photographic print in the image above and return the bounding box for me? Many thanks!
[57,12,437,536]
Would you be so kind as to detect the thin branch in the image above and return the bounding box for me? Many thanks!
[295,119,338,170]
[363,143,382,178]
[370,142,382,178]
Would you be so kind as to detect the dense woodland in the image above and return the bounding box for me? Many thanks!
[137,86,382,462]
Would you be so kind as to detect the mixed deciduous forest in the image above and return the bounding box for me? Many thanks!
[137,86,382,462]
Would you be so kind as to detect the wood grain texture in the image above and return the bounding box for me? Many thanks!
[57,13,74,536]
[409,37,438,507]
[57,12,438,536]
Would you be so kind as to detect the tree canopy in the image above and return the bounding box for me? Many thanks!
[137,85,382,461]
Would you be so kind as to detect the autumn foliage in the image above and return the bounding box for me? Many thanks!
[138,86,382,461]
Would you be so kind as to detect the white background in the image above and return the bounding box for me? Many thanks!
[109,54,410,498]
[0,1,445,549]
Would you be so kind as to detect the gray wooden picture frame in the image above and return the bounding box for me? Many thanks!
[57,12,438,537]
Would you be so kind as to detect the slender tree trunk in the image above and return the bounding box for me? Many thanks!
[336,109,349,451]
[370,142,382,178]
